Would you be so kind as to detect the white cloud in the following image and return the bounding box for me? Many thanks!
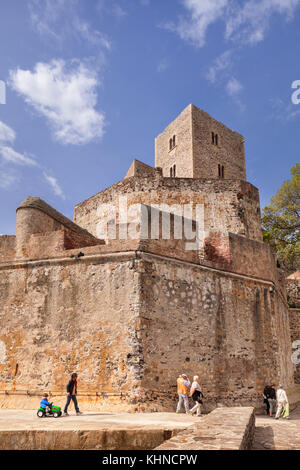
[157,58,169,73]
[29,0,111,55]
[97,0,127,17]
[225,0,300,45]
[112,3,127,17]
[164,0,229,48]
[0,121,16,144]
[206,50,232,83]
[10,60,105,145]
[0,146,37,166]
[0,121,37,168]
[43,172,65,199]
[167,0,300,47]
[72,18,111,50]
[270,96,300,121]
[226,77,243,96]
[0,170,19,189]
[29,0,73,40]
[0,120,65,196]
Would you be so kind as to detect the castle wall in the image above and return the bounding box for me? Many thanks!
[16,197,102,260]
[228,234,279,282]
[0,254,143,410]
[192,106,246,180]
[74,177,262,243]
[287,279,300,308]
[25,229,104,260]
[290,309,300,384]
[0,251,294,412]
[0,236,15,263]
[16,206,64,259]
[137,253,294,411]
[124,160,160,179]
[155,105,193,178]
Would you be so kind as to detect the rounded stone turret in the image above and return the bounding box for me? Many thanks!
[15,196,95,259]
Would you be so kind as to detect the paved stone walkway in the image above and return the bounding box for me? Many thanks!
[253,407,300,450]
[0,410,196,450]
[156,407,255,450]
[0,410,195,431]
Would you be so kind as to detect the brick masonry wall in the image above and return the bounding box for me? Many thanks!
[156,407,255,450]
[124,160,159,179]
[26,231,66,259]
[0,251,294,412]
[24,229,103,260]
[0,255,144,411]
[16,198,99,259]
[0,236,15,263]
[289,308,300,384]
[228,233,278,281]
[287,279,300,308]
[136,253,294,411]
[192,106,246,180]
[155,105,194,178]
[73,176,262,243]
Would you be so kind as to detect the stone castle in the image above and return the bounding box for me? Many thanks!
[0,104,299,412]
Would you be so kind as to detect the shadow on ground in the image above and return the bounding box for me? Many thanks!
[252,425,275,450]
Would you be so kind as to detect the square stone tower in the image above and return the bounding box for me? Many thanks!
[155,104,246,180]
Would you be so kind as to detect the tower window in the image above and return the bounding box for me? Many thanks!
[212,132,219,146]
[170,164,176,177]
[218,164,225,178]
[169,135,176,150]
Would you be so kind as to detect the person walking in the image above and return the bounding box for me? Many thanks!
[275,385,289,419]
[263,384,271,415]
[63,373,82,416]
[176,374,191,414]
[189,375,203,417]
[267,383,277,417]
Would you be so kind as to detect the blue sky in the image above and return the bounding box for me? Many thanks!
[0,0,299,234]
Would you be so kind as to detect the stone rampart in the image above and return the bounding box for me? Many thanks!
[0,250,293,412]
[156,407,255,450]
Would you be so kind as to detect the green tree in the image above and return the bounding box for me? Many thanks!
[262,163,300,273]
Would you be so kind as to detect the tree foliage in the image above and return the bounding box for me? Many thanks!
[262,163,300,273]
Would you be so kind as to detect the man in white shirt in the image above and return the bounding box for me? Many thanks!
[275,385,289,419]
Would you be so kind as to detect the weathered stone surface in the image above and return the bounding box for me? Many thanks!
[287,272,300,309]
[287,274,300,384]
[155,104,246,181]
[0,254,146,411]
[125,159,161,179]
[136,253,293,411]
[0,236,15,263]
[74,176,262,243]
[156,407,255,450]
[289,308,300,384]
[0,410,195,450]
[253,402,300,450]
[0,250,294,412]
[16,197,103,259]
